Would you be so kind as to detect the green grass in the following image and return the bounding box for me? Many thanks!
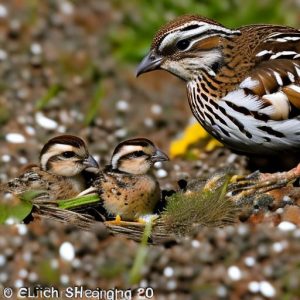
[58,193,100,210]
[159,174,239,235]
[84,80,105,125]
[129,219,153,284]
[35,84,63,110]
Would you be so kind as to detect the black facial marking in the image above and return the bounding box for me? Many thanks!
[40,135,86,160]
[113,138,154,157]
[181,24,201,31]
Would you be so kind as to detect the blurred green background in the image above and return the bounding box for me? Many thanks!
[108,0,299,62]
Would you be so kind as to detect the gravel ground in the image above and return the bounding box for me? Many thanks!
[0,1,300,299]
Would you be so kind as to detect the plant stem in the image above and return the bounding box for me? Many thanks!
[58,194,100,210]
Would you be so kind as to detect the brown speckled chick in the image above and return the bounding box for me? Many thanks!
[81,138,169,222]
[0,135,99,200]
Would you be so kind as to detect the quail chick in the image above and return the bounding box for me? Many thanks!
[80,138,169,223]
[1,135,99,200]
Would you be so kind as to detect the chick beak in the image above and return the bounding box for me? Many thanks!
[136,50,163,77]
[83,155,99,170]
[152,149,169,163]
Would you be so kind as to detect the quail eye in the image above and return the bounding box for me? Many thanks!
[176,39,190,51]
[62,151,75,158]
[133,151,145,157]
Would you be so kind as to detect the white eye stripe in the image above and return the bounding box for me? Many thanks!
[158,23,238,52]
[111,145,145,169]
[40,144,84,170]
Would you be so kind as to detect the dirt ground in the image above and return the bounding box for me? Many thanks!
[0,1,299,299]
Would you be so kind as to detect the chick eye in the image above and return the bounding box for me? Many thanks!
[62,151,75,158]
[133,151,145,157]
[176,39,190,51]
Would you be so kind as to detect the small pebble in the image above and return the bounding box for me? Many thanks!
[272,241,286,253]
[50,259,59,269]
[17,88,29,100]
[114,128,127,138]
[0,49,8,61]
[14,279,24,288]
[18,269,28,278]
[116,100,129,112]
[191,240,201,248]
[237,224,249,236]
[278,221,296,232]
[35,112,58,130]
[259,281,276,298]
[227,153,237,164]
[1,154,11,163]
[74,279,84,286]
[248,281,260,293]
[154,162,163,169]
[0,4,8,18]
[16,224,28,236]
[163,266,174,277]
[227,266,242,281]
[0,255,6,267]
[282,195,292,203]
[139,280,148,288]
[71,258,81,269]
[144,118,154,128]
[23,252,32,263]
[5,218,18,225]
[25,126,36,136]
[244,256,256,267]
[6,133,26,144]
[216,285,228,297]
[57,125,66,133]
[293,228,300,238]
[0,272,8,283]
[275,208,284,214]
[166,279,177,290]
[156,169,168,178]
[28,272,38,282]
[59,242,75,262]
[59,1,74,15]
[151,104,162,115]
[18,156,28,165]
[30,43,42,55]
[60,274,70,285]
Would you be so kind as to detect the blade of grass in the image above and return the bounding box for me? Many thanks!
[35,84,63,110]
[58,193,100,210]
[129,219,153,284]
[84,80,104,125]
[0,205,9,224]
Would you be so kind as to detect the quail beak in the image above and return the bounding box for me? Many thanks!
[83,155,99,170]
[151,149,169,163]
[136,50,163,77]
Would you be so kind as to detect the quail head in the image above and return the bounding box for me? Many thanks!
[137,15,300,156]
[81,138,169,222]
[1,135,99,200]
